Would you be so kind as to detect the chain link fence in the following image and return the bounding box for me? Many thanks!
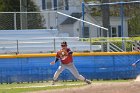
[0,12,58,30]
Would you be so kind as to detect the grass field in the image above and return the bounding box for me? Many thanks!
[0,80,131,93]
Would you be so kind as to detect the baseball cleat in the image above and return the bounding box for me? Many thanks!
[85,79,92,84]
[52,80,56,85]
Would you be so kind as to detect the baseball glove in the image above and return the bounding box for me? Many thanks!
[58,49,68,59]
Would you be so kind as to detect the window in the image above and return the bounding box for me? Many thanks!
[46,0,53,9]
[42,0,53,10]
[83,27,89,38]
[65,0,69,10]
[58,0,64,10]
[42,0,46,9]
[111,27,118,37]
[97,28,102,37]
[42,0,69,10]
[58,0,69,10]
[118,25,122,37]
[53,0,57,10]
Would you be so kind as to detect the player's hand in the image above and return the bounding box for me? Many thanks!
[50,61,55,65]
[132,63,136,67]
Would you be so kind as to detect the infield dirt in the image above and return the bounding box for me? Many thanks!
[26,81,140,93]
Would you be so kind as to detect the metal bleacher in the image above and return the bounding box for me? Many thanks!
[0,29,101,54]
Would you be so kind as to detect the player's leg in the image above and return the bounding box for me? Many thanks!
[52,64,65,84]
[67,63,91,84]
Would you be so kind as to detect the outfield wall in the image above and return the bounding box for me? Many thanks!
[0,52,140,83]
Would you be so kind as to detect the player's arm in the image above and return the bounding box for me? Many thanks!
[68,51,73,55]
[50,57,59,65]
[54,57,59,63]
[68,48,73,55]
[50,52,60,65]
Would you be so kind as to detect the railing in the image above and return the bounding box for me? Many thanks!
[80,38,134,52]
[109,42,124,52]
[0,37,136,54]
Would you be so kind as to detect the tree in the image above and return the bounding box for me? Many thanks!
[84,0,140,37]
[127,3,140,36]
[0,0,20,12]
[0,0,45,30]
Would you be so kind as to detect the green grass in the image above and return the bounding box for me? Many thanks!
[0,85,84,93]
[0,80,132,93]
[0,81,84,93]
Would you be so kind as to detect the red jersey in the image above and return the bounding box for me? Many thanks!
[56,48,73,64]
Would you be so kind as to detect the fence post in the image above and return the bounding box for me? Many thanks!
[90,37,92,52]
[53,38,56,53]
[107,39,110,52]
[16,40,19,54]
[101,40,104,52]
[124,38,126,51]
[131,41,134,51]
[101,38,108,52]
[14,12,17,30]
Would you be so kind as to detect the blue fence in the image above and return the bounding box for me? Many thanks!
[0,54,140,83]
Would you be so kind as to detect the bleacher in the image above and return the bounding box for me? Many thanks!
[0,29,101,54]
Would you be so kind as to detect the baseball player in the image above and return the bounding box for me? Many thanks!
[132,59,140,67]
[50,41,91,85]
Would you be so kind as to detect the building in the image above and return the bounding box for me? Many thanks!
[32,0,128,37]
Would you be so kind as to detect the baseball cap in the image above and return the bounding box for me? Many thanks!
[61,41,67,45]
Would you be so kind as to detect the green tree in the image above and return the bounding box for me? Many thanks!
[0,0,20,12]
[0,0,45,30]
[127,3,140,36]
[84,0,140,37]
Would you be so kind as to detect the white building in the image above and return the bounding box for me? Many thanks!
[32,0,128,37]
